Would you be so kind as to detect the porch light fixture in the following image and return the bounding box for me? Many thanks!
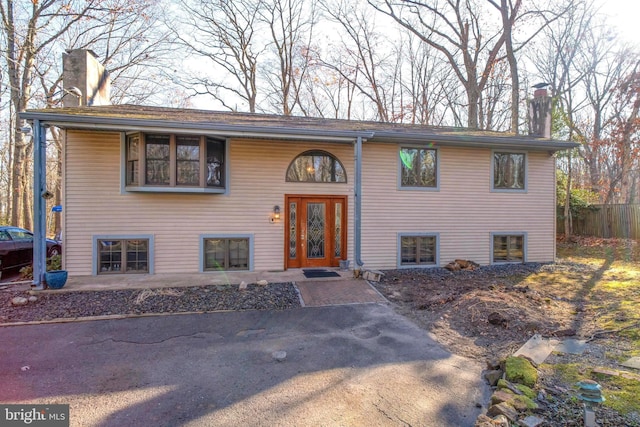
[273,205,281,220]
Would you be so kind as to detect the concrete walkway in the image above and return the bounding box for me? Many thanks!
[8,268,388,308]
[60,269,355,291]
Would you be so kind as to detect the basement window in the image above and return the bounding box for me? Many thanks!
[125,133,226,193]
[492,233,525,263]
[398,234,438,267]
[97,238,150,274]
[201,236,252,271]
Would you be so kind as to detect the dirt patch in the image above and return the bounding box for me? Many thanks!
[372,262,590,360]
[371,237,640,426]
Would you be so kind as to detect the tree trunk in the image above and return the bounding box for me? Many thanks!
[564,150,572,238]
[499,0,522,134]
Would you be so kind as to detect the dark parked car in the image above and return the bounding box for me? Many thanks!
[0,226,62,275]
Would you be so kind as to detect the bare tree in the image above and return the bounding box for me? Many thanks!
[368,0,510,128]
[319,0,400,122]
[174,0,263,112]
[395,32,456,125]
[259,0,317,116]
[0,0,106,228]
[531,0,639,209]
[0,0,176,228]
[601,61,640,204]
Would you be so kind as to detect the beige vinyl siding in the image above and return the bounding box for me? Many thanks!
[64,131,354,275]
[361,143,556,269]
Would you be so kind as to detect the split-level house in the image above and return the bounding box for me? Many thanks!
[21,50,575,283]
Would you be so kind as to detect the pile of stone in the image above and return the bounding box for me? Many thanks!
[476,355,547,427]
[10,295,38,306]
[444,259,480,271]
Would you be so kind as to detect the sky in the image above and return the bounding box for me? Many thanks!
[187,0,639,112]
[598,0,640,44]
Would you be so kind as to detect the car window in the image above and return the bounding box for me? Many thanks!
[0,230,10,241]
[7,229,33,241]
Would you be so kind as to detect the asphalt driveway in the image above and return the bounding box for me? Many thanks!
[0,304,489,426]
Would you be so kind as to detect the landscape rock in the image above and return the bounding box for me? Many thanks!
[490,389,537,411]
[520,415,546,427]
[486,402,518,422]
[28,296,38,302]
[491,415,510,427]
[272,351,287,362]
[11,297,28,306]
[488,311,508,327]
[474,414,509,427]
[444,261,461,271]
[256,280,268,286]
[491,389,516,406]
[474,414,493,426]
[486,359,502,370]
[497,379,536,399]
[1,283,301,324]
[238,281,248,290]
[484,369,503,386]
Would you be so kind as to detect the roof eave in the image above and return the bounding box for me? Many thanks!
[20,110,578,151]
[370,132,578,152]
[19,111,374,143]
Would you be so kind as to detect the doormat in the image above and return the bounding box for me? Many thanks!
[303,269,341,278]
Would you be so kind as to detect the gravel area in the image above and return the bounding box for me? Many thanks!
[0,282,301,324]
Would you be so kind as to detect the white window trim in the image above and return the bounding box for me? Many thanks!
[92,234,155,275]
[491,150,528,193]
[398,145,440,191]
[490,232,527,264]
[397,232,440,268]
[199,234,254,272]
[120,132,230,195]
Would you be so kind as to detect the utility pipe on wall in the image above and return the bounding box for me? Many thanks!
[354,135,364,268]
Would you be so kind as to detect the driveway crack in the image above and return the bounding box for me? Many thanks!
[85,331,205,346]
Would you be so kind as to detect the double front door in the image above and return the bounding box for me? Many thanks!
[285,195,347,269]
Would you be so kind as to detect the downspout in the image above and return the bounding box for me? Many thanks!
[32,119,47,290]
[354,135,364,268]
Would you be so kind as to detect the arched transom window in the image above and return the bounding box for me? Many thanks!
[286,150,347,183]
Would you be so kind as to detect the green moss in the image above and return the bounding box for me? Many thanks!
[513,394,538,410]
[552,363,640,416]
[505,356,538,388]
[547,362,583,384]
[591,373,640,415]
[515,383,537,400]
[496,379,537,400]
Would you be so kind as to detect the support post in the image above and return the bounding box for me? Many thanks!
[354,135,363,268]
[32,119,47,290]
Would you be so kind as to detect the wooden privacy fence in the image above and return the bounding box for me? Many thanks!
[557,204,640,239]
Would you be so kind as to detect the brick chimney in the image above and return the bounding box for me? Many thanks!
[62,49,111,107]
[528,87,552,138]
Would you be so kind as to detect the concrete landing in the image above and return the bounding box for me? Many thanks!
[513,334,560,364]
[296,279,387,306]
